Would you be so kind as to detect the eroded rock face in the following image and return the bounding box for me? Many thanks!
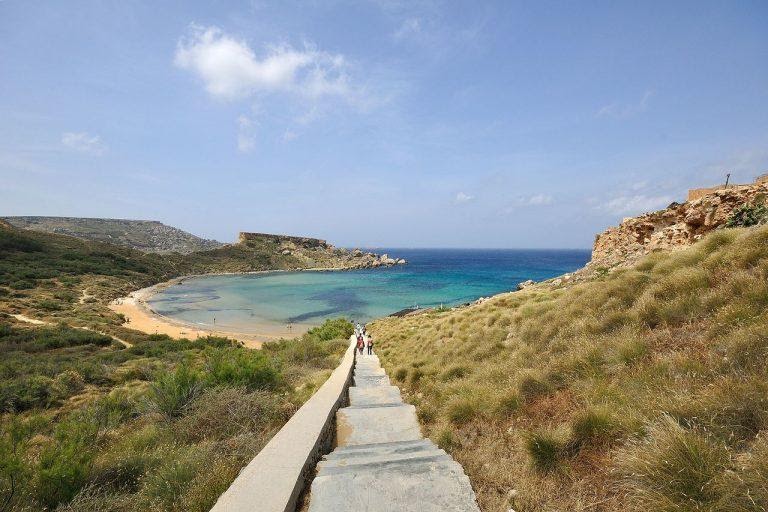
[590,182,768,269]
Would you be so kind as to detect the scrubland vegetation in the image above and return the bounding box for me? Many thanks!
[0,319,350,511]
[0,223,354,511]
[372,225,768,511]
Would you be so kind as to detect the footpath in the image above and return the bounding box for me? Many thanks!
[307,348,480,511]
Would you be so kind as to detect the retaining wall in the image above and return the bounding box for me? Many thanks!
[210,338,356,512]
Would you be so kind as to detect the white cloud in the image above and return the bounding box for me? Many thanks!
[602,194,674,215]
[454,191,474,204]
[174,25,353,102]
[282,129,298,142]
[61,132,106,155]
[596,90,654,119]
[236,115,256,153]
[525,193,553,205]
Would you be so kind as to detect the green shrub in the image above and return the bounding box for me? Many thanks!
[0,375,53,411]
[205,348,282,391]
[50,370,85,401]
[146,364,204,419]
[175,387,283,442]
[35,416,98,508]
[304,318,354,342]
[726,202,768,227]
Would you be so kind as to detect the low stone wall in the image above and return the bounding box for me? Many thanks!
[210,338,356,512]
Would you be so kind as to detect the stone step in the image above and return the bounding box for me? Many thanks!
[348,386,402,407]
[308,457,480,512]
[325,439,434,460]
[336,404,421,446]
[354,367,386,377]
[353,374,391,388]
[354,362,382,371]
[317,448,448,474]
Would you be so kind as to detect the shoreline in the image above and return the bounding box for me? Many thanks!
[109,265,396,349]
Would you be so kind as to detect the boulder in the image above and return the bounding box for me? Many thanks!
[516,279,535,291]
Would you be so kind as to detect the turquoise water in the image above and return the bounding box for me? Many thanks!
[148,249,590,334]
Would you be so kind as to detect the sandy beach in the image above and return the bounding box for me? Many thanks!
[109,278,311,349]
[109,266,382,349]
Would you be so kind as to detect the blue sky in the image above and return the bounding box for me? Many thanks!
[1,1,767,248]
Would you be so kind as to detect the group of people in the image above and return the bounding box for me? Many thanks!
[354,322,373,355]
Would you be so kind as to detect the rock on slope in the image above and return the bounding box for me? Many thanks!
[590,180,768,269]
[2,216,223,254]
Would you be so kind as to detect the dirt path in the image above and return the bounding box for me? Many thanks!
[10,313,133,348]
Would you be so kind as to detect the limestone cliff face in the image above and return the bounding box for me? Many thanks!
[590,181,768,269]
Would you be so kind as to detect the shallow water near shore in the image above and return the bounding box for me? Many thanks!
[148,249,590,335]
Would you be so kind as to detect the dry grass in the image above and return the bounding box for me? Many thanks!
[373,225,768,511]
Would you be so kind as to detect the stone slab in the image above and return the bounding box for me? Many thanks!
[348,385,402,407]
[336,404,421,446]
[353,374,391,388]
[308,457,481,512]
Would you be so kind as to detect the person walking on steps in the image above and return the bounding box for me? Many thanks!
[366,335,373,355]
[356,334,364,355]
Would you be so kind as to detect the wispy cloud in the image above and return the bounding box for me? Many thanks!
[601,194,673,215]
[524,193,553,206]
[236,115,256,153]
[454,191,474,204]
[174,25,355,102]
[61,132,106,155]
[596,90,654,119]
[392,17,421,40]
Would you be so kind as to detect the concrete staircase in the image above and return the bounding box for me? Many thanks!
[308,352,480,512]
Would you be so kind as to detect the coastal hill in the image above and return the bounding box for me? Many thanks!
[371,182,768,511]
[2,216,224,254]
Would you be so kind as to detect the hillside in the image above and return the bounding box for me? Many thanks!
[0,221,358,511]
[371,225,768,511]
[0,221,403,333]
[2,216,224,254]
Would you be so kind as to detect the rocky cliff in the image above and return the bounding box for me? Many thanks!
[590,181,768,269]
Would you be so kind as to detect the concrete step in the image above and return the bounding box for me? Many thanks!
[348,385,403,407]
[308,457,480,512]
[317,448,448,474]
[336,404,421,446]
[325,439,434,460]
[353,374,391,388]
[354,367,386,377]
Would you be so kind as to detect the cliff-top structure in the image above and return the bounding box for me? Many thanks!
[590,174,768,269]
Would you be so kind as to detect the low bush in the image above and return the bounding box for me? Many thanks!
[146,364,204,419]
[204,347,282,391]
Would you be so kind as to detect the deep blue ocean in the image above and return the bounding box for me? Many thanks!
[148,249,590,335]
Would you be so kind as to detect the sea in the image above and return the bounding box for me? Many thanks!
[147,249,590,335]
